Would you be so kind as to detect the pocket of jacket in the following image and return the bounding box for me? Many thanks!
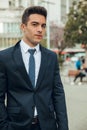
[7,107,20,114]
[49,104,54,112]
[49,105,56,119]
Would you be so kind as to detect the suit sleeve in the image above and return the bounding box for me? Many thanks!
[53,54,69,130]
[0,60,8,130]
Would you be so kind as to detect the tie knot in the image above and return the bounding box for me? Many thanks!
[28,49,36,55]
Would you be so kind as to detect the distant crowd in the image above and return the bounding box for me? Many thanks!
[72,56,87,85]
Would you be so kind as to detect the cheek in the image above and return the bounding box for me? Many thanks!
[25,28,32,36]
[27,28,35,35]
[43,30,46,35]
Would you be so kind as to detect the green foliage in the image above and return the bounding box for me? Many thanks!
[64,0,87,46]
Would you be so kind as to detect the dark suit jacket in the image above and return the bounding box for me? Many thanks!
[0,41,68,130]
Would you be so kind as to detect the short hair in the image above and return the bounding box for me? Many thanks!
[22,6,47,24]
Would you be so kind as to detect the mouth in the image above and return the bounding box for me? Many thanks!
[35,34,43,39]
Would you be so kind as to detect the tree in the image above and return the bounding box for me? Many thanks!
[64,0,87,64]
[50,25,64,49]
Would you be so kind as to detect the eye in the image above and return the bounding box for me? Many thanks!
[42,24,46,29]
[32,23,38,27]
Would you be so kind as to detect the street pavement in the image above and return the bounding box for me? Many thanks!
[60,63,87,130]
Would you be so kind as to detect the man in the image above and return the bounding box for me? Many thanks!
[75,57,82,70]
[0,6,69,130]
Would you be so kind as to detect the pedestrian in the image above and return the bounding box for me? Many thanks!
[73,57,87,85]
[73,71,86,85]
[75,57,82,70]
[0,6,68,130]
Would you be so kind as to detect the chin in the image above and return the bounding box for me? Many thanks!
[33,42,39,46]
[35,40,41,44]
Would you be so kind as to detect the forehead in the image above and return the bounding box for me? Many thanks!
[28,14,46,23]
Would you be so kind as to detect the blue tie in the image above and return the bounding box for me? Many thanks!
[28,49,36,87]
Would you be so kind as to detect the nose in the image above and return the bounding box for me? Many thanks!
[38,25,43,32]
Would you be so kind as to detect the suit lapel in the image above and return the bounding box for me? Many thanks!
[36,46,48,89]
[12,42,48,90]
[12,42,33,89]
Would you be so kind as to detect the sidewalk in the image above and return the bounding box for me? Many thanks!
[60,63,87,130]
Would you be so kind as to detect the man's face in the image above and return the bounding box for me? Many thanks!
[21,14,46,47]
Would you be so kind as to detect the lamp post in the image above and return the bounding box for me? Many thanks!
[40,0,55,49]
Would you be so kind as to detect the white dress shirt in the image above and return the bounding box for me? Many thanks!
[20,40,41,116]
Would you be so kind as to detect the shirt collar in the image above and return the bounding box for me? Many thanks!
[20,40,40,53]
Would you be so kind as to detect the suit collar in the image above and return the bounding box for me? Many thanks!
[13,41,33,90]
[13,41,48,90]
[20,40,40,53]
[36,45,48,89]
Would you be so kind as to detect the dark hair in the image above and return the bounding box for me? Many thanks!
[22,6,47,24]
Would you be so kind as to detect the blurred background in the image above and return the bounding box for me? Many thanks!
[0,0,87,66]
[0,1,87,130]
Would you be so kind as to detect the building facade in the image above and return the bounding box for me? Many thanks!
[0,0,23,49]
[0,0,79,49]
[56,0,79,26]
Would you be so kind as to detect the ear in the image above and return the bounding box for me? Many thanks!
[20,23,26,32]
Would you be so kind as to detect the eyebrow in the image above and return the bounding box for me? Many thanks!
[31,21,46,24]
[31,21,46,26]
